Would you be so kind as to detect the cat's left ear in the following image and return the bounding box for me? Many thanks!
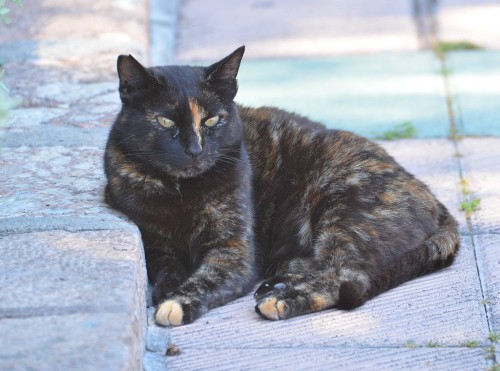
[205,46,245,100]
[117,54,157,104]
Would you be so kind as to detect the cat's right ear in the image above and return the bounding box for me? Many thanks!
[117,55,155,103]
[205,46,245,101]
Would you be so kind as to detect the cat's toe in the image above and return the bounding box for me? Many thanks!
[155,299,184,326]
[255,296,288,320]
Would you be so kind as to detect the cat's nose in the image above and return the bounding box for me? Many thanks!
[185,142,203,159]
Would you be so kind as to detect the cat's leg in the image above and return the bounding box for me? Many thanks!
[155,239,256,326]
[254,231,373,320]
[254,265,371,320]
[254,257,313,300]
[141,230,189,305]
[145,247,189,305]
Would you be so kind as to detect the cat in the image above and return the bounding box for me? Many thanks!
[104,46,460,326]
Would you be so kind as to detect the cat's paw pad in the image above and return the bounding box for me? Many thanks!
[255,296,288,321]
[155,300,184,326]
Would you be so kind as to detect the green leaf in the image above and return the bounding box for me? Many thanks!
[376,122,417,140]
[0,7,10,15]
[0,13,11,24]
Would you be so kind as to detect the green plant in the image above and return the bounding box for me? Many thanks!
[460,197,481,216]
[404,340,418,350]
[427,340,443,348]
[485,344,496,360]
[434,40,483,55]
[441,66,452,77]
[488,332,500,343]
[0,0,22,24]
[377,122,417,141]
[461,340,479,348]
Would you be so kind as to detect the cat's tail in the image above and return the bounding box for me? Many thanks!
[340,203,461,309]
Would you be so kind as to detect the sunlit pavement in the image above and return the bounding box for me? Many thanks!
[150,1,500,370]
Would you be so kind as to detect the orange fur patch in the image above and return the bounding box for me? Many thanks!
[258,297,279,320]
[188,98,204,130]
[311,294,330,311]
[226,239,248,251]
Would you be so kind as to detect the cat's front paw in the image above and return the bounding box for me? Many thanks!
[255,296,289,321]
[253,274,301,301]
[155,297,202,326]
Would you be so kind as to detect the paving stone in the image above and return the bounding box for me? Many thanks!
[176,0,419,61]
[0,312,142,371]
[0,1,150,370]
[438,0,500,50]
[459,138,500,233]
[0,229,146,371]
[0,230,145,315]
[447,51,500,137]
[236,53,449,138]
[0,84,119,147]
[0,146,115,222]
[166,347,489,371]
[1,126,111,148]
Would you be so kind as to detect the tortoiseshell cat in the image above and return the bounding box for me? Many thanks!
[104,46,459,326]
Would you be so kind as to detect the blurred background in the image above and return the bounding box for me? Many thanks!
[158,0,500,62]
[150,0,500,138]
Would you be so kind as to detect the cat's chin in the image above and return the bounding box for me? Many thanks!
[164,163,213,179]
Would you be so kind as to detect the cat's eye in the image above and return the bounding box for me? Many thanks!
[204,115,220,127]
[156,116,175,128]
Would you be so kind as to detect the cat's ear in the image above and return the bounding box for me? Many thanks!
[205,46,245,100]
[117,55,156,103]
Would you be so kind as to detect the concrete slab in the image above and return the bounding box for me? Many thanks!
[235,53,449,138]
[165,347,489,371]
[458,138,500,233]
[176,0,419,61]
[473,234,500,334]
[0,229,146,371]
[447,51,500,137]
[438,0,500,50]
[165,230,487,351]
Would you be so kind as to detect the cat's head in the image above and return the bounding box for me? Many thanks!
[112,46,245,178]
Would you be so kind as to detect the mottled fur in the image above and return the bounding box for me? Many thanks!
[104,46,460,325]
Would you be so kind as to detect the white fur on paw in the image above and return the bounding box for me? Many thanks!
[155,300,183,326]
[257,297,286,321]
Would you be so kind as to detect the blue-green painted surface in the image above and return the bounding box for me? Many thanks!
[235,53,450,138]
[448,51,500,137]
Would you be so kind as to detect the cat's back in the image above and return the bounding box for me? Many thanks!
[239,105,400,180]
